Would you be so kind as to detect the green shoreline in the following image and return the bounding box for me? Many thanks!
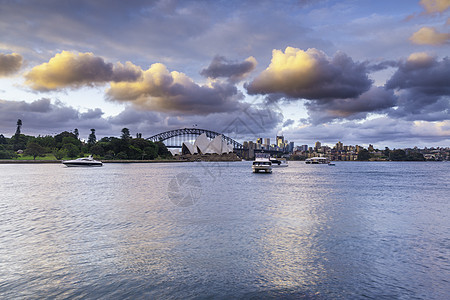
[0,159,184,164]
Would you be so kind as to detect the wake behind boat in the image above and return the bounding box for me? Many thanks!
[62,155,103,167]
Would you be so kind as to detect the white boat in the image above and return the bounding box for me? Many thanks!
[62,155,103,167]
[270,157,288,167]
[305,157,329,164]
[252,153,272,173]
[252,160,272,173]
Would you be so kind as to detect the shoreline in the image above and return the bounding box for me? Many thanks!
[0,159,184,164]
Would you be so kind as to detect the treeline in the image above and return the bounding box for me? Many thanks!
[0,121,171,160]
[356,148,425,161]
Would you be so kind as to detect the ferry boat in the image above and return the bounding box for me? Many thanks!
[252,153,272,173]
[305,157,329,164]
[62,155,103,167]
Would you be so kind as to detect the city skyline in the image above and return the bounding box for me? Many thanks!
[0,0,449,149]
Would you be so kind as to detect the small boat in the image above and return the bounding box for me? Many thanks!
[328,162,335,166]
[62,155,103,167]
[270,157,288,167]
[305,157,329,164]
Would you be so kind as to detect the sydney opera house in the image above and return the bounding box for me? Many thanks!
[179,133,234,155]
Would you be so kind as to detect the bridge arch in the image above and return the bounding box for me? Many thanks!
[147,128,243,149]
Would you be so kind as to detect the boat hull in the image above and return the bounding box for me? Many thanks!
[63,162,103,167]
[252,166,272,173]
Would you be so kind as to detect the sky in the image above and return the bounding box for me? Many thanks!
[0,0,449,149]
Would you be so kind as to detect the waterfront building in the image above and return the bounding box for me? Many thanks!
[182,133,233,155]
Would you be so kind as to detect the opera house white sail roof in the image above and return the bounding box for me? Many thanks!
[182,133,234,155]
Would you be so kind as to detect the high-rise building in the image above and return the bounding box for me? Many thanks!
[264,138,270,146]
[276,135,284,148]
[288,141,295,153]
[256,138,263,144]
[336,141,343,151]
[315,141,321,150]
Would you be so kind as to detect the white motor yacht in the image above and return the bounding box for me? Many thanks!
[252,153,272,173]
[270,157,288,167]
[62,155,103,167]
[305,157,329,164]
[252,160,272,173]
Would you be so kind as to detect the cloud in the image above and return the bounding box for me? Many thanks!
[420,0,450,14]
[0,53,23,77]
[385,53,450,121]
[285,117,450,148]
[0,98,111,137]
[246,47,372,100]
[282,119,295,127]
[106,63,242,115]
[304,86,397,124]
[410,27,450,45]
[200,56,257,82]
[24,51,142,91]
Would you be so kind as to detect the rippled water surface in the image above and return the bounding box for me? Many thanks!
[0,161,449,299]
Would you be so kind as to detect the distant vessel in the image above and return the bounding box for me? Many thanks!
[252,153,272,173]
[270,157,288,167]
[305,157,329,164]
[62,155,103,167]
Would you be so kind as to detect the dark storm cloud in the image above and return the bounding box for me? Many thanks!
[0,53,23,77]
[0,98,110,137]
[246,47,372,100]
[304,87,397,124]
[200,56,257,82]
[25,51,142,91]
[385,53,450,121]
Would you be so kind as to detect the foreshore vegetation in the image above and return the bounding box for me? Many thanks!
[0,122,172,161]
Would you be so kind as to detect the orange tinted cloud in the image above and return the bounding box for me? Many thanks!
[24,51,142,91]
[246,47,372,100]
[410,27,450,45]
[107,63,241,114]
[420,0,450,14]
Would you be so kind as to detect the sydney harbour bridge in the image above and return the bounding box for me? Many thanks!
[147,128,243,150]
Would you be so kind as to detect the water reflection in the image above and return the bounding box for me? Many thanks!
[0,162,448,299]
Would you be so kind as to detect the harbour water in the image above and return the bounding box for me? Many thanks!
[0,161,448,299]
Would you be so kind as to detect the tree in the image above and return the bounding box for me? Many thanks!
[73,128,79,139]
[156,141,172,158]
[64,143,80,158]
[90,144,105,156]
[357,149,371,161]
[24,142,46,160]
[390,149,407,161]
[88,129,96,148]
[54,131,78,147]
[0,134,7,144]
[121,128,131,141]
[15,119,22,136]
[53,148,68,160]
